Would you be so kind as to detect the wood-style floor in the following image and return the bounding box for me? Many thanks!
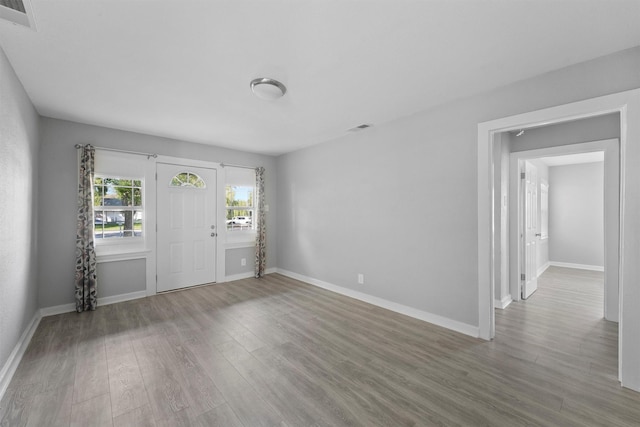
[2,267,640,426]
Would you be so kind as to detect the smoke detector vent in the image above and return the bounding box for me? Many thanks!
[0,0,37,30]
[348,124,373,132]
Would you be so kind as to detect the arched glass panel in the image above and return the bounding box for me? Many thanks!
[169,172,206,188]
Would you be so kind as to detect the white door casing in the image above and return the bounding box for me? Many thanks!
[478,89,640,391]
[157,163,217,292]
[522,161,538,299]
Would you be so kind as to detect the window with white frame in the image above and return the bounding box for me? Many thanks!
[94,177,143,240]
[225,167,256,233]
[92,150,151,254]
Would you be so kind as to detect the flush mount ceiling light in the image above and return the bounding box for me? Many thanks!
[250,78,287,100]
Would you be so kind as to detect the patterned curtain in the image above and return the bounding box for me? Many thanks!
[255,167,266,278]
[75,145,98,312]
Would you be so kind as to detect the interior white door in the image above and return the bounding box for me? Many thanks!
[157,163,217,292]
[522,161,538,299]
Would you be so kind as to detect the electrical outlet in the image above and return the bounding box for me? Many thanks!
[358,273,364,284]
[241,258,246,266]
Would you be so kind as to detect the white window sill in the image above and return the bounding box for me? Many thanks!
[225,241,255,250]
[225,229,256,250]
[96,248,151,263]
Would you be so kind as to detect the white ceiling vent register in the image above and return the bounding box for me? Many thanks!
[0,0,36,30]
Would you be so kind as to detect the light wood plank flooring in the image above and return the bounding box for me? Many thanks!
[2,268,640,426]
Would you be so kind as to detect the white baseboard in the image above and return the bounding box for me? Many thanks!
[225,272,255,282]
[494,295,512,310]
[549,261,604,272]
[0,310,42,402]
[276,269,479,338]
[100,290,147,306]
[40,290,148,317]
[225,267,277,283]
[40,303,75,317]
[537,261,550,277]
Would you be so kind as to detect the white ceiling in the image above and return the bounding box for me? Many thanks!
[1,1,639,155]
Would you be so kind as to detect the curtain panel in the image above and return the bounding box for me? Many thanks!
[75,144,98,312]
[255,167,266,278]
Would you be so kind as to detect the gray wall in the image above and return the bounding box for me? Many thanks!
[549,162,604,267]
[225,247,256,277]
[96,259,146,297]
[0,48,40,373]
[276,46,640,327]
[38,118,277,308]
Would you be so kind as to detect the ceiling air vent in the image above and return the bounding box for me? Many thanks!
[348,124,373,132]
[0,0,36,30]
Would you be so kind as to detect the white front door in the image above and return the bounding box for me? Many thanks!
[522,161,538,299]
[157,163,217,292]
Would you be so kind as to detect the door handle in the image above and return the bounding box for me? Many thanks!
[211,232,217,237]
[535,233,541,237]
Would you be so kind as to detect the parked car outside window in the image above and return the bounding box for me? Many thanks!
[226,216,251,225]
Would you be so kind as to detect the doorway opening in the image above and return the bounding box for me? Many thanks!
[505,138,619,322]
[517,153,605,300]
[499,140,619,385]
[501,134,619,385]
[477,88,640,391]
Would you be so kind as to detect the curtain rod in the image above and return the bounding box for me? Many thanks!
[75,144,157,159]
[220,162,257,170]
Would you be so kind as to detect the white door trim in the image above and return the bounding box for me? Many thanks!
[155,155,226,290]
[477,88,640,391]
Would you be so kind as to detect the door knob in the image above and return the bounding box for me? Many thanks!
[211,232,217,237]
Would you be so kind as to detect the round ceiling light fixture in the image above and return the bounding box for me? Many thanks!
[250,78,287,100]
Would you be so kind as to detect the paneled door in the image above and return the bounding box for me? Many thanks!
[522,160,538,299]
[157,163,217,292]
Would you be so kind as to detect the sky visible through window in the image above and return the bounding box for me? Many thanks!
[234,186,251,201]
